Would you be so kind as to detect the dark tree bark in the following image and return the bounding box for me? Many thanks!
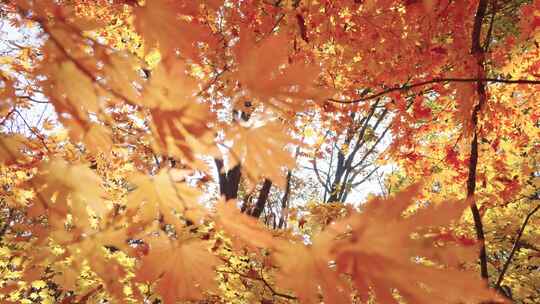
[468,0,489,281]
[250,179,273,218]
[215,158,242,200]
[278,170,292,228]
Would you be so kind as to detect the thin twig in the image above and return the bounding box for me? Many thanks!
[14,109,50,153]
[0,108,16,126]
[19,95,49,104]
[217,269,297,300]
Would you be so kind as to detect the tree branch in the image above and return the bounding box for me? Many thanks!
[14,109,50,153]
[0,108,16,127]
[18,95,50,104]
[328,77,540,104]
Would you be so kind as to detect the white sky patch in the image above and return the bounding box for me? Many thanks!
[1,13,56,135]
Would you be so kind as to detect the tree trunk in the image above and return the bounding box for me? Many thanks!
[250,179,272,218]
[215,158,242,200]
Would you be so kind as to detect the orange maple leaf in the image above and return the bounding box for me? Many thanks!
[0,134,29,165]
[216,186,505,304]
[226,121,297,188]
[329,185,503,303]
[135,233,219,303]
[215,200,350,303]
[127,170,206,228]
[233,31,322,114]
[133,0,214,59]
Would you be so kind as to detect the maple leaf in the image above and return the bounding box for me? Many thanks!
[216,185,505,304]
[133,0,214,59]
[61,121,113,154]
[100,52,144,102]
[215,200,350,303]
[412,99,432,120]
[46,228,131,299]
[328,185,503,304]
[233,32,322,114]
[46,61,101,116]
[141,59,200,110]
[0,134,28,165]
[226,121,296,188]
[215,200,277,249]
[29,160,107,229]
[51,263,80,291]
[271,241,351,303]
[127,170,206,228]
[149,106,216,161]
[135,59,216,160]
[135,233,219,303]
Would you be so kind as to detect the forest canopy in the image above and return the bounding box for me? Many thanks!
[0,0,539,303]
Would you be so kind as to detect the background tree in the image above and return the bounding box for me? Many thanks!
[0,0,539,303]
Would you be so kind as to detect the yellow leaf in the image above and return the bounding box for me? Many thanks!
[30,160,107,229]
[31,280,47,289]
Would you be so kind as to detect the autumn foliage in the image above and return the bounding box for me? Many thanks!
[0,0,539,303]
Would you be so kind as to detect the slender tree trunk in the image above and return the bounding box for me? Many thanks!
[278,170,292,228]
[327,149,346,203]
[250,179,272,218]
[468,0,489,280]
